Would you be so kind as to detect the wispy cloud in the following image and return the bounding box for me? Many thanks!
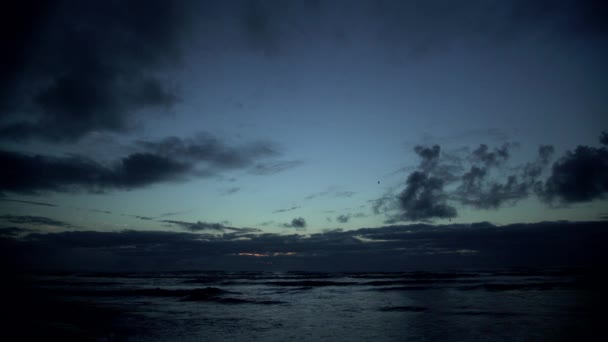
[305,187,356,200]
[161,219,261,234]
[273,206,300,214]
[0,214,76,228]
[248,160,303,175]
[0,199,57,207]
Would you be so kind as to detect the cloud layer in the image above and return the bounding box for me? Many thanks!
[2,220,606,271]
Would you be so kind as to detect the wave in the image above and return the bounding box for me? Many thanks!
[379,306,428,312]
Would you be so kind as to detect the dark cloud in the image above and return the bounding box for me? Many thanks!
[0,227,33,237]
[0,214,74,228]
[451,144,552,209]
[471,143,511,168]
[601,131,608,146]
[0,198,57,207]
[336,215,350,223]
[0,0,193,142]
[387,134,605,218]
[334,191,356,198]
[162,220,261,234]
[377,141,558,222]
[397,171,457,221]
[162,220,225,232]
[413,144,463,183]
[222,187,241,196]
[159,210,189,218]
[89,209,111,214]
[0,149,190,194]
[2,221,606,271]
[523,145,555,180]
[138,134,278,170]
[540,144,608,204]
[282,217,307,230]
[135,216,153,221]
[0,134,283,194]
[248,160,303,175]
[390,145,458,221]
[336,212,366,224]
[414,145,441,172]
[305,187,356,200]
[370,192,398,215]
[273,206,300,214]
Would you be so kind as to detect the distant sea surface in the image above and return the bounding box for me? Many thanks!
[3,269,602,341]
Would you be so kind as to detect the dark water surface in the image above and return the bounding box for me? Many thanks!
[2,269,603,341]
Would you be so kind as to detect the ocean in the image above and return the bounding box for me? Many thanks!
[3,269,601,341]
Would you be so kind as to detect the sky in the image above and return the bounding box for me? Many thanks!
[1,0,607,271]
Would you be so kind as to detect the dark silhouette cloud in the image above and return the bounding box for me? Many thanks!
[0,227,33,237]
[305,187,356,200]
[2,221,606,271]
[540,143,608,204]
[336,215,350,223]
[222,187,241,196]
[0,198,57,207]
[385,134,607,219]
[523,145,555,180]
[0,133,284,194]
[601,131,608,145]
[273,206,300,214]
[452,144,554,209]
[135,216,153,221]
[0,149,190,194]
[336,212,366,224]
[159,210,190,218]
[248,160,304,175]
[398,171,457,221]
[0,214,74,228]
[0,0,194,142]
[334,191,356,198]
[282,217,307,230]
[370,192,398,215]
[471,143,512,168]
[414,145,441,172]
[89,209,111,214]
[162,219,261,234]
[162,220,226,232]
[376,141,559,222]
[137,134,278,170]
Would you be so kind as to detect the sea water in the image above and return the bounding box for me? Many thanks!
[20,269,600,341]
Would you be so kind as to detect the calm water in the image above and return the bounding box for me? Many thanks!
[13,269,601,341]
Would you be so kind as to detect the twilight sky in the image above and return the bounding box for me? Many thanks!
[1,0,607,271]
